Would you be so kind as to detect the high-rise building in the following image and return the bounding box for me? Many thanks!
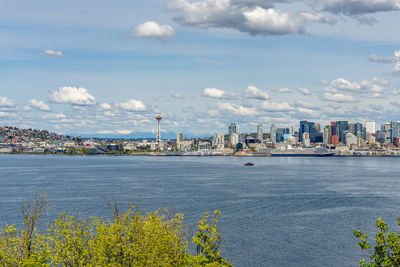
[270,124,276,143]
[177,132,183,143]
[212,133,224,147]
[335,121,349,142]
[228,123,237,135]
[239,133,246,144]
[391,121,400,143]
[302,132,310,147]
[299,121,319,142]
[323,127,329,145]
[276,128,289,143]
[230,133,239,145]
[365,121,376,135]
[257,124,263,141]
[355,123,363,138]
[315,123,321,133]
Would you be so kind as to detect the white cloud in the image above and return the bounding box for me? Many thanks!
[279,88,291,93]
[395,50,400,59]
[296,107,314,114]
[369,54,394,63]
[41,49,64,57]
[293,100,321,110]
[243,7,305,35]
[321,0,400,16]
[394,62,400,73]
[218,102,259,116]
[321,92,356,102]
[117,129,133,135]
[41,113,66,120]
[171,93,184,99]
[327,78,384,98]
[29,99,50,111]
[331,78,360,91]
[0,96,16,107]
[167,0,306,36]
[202,87,236,99]
[0,112,12,117]
[97,130,113,134]
[245,85,270,100]
[392,89,400,94]
[299,12,337,24]
[297,87,312,95]
[132,21,176,42]
[99,103,112,110]
[103,111,116,117]
[260,101,294,112]
[115,99,147,111]
[49,86,97,106]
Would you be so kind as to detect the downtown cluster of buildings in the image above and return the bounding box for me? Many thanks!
[208,120,400,156]
[2,119,400,156]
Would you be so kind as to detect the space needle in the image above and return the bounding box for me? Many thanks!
[156,115,162,144]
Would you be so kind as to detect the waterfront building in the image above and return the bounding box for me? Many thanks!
[345,132,357,146]
[330,135,339,145]
[228,123,237,135]
[376,130,385,143]
[212,133,224,148]
[270,124,276,143]
[239,133,246,143]
[394,137,400,147]
[391,121,400,143]
[257,124,263,141]
[368,135,376,145]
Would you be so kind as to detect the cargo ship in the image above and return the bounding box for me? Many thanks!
[271,147,334,157]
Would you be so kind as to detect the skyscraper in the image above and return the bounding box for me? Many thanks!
[257,124,263,141]
[270,124,276,143]
[299,121,319,142]
[323,127,329,145]
[177,132,183,143]
[228,123,237,135]
[335,121,349,142]
[391,121,400,143]
[365,121,376,135]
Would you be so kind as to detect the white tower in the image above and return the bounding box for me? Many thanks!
[156,116,162,143]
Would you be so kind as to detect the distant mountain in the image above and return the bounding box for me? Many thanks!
[67,132,210,140]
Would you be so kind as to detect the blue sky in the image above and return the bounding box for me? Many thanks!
[1,0,400,136]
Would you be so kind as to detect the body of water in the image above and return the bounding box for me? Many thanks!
[1,155,400,266]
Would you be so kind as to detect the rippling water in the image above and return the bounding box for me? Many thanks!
[1,155,400,266]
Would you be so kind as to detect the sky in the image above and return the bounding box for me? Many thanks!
[1,0,400,136]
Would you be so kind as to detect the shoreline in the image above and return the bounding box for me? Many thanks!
[1,153,400,157]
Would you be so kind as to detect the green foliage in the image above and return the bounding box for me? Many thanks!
[354,217,400,266]
[0,205,231,266]
[66,148,77,155]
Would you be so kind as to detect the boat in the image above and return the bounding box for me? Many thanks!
[244,162,254,166]
[270,147,334,157]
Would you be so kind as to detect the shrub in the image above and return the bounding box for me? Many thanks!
[0,198,231,266]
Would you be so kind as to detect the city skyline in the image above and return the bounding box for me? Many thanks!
[1,0,400,135]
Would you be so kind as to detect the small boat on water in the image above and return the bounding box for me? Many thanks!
[244,162,254,166]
